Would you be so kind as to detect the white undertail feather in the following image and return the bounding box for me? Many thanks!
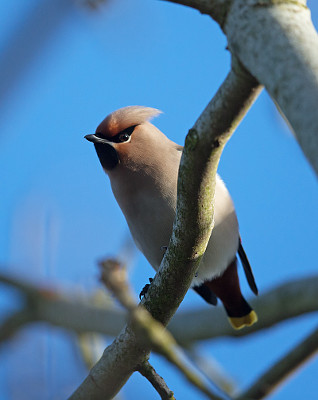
[98,106,162,136]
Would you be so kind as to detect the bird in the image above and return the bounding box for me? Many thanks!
[85,106,258,329]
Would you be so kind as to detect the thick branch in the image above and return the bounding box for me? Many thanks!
[236,326,318,400]
[225,0,318,176]
[69,64,261,399]
[165,1,318,175]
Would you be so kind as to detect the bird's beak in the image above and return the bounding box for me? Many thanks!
[85,133,119,170]
[84,134,113,146]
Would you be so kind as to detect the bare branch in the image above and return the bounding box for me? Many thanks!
[99,258,137,310]
[165,1,318,175]
[185,347,236,395]
[1,273,317,346]
[137,361,176,400]
[224,0,318,175]
[155,343,226,400]
[159,0,231,25]
[0,273,126,338]
[0,309,35,344]
[99,259,227,400]
[236,326,318,400]
[169,276,318,342]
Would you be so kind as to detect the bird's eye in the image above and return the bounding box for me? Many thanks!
[118,133,130,142]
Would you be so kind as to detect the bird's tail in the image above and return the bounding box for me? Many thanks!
[224,297,258,330]
[195,258,258,330]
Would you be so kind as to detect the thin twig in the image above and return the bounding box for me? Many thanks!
[236,326,318,400]
[185,346,236,395]
[137,361,176,400]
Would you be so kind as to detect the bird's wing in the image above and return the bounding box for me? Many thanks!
[238,238,258,295]
[193,284,218,306]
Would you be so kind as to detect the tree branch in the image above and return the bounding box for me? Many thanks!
[98,258,227,400]
[141,59,261,327]
[185,346,236,395]
[0,308,35,343]
[68,62,261,399]
[236,326,318,400]
[224,0,318,176]
[159,0,231,26]
[164,1,318,176]
[0,273,126,340]
[137,361,176,400]
[169,276,318,343]
[1,274,317,345]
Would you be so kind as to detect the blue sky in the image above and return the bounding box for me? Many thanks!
[0,1,317,399]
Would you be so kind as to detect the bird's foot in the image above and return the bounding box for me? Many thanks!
[139,278,153,300]
[160,246,168,252]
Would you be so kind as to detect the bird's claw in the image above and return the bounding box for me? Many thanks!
[139,278,153,300]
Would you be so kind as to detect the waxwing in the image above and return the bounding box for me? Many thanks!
[85,106,258,329]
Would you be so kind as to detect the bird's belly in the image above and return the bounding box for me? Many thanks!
[125,201,175,270]
[191,210,239,287]
[116,175,239,286]
[126,206,239,287]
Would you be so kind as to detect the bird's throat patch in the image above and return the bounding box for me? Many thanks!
[94,143,119,170]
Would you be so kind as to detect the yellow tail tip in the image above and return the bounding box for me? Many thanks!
[228,310,258,330]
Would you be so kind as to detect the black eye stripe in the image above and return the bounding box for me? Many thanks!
[95,125,138,143]
[113,125,137,143]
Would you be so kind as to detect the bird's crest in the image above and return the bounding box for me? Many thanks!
[96,106,162,137]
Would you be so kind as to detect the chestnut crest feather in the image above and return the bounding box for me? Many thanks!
[96,106,162,138]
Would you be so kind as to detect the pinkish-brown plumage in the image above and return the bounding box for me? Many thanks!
[96,106,162,138]
[86,105,258,330]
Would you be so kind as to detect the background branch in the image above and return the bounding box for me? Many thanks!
[0,273,125,342]
[1,273,317,345]
[169,275,318,343]
[236,326,318,400]
[0,309,35,344]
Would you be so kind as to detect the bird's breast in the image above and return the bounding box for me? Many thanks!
[110,170,239,285]
[109,171,177,270]
[122,192,176,270]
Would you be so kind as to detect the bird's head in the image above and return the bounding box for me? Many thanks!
[85,106,162,172]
